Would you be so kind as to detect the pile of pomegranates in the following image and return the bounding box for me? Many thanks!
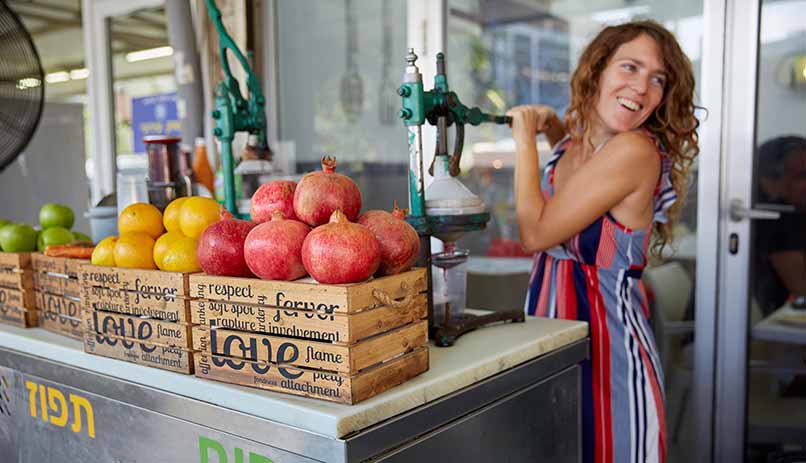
[196,160,420,284]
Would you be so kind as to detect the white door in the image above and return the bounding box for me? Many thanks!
[714,0,806,461]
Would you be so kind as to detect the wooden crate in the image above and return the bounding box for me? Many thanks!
[195,346,427,404]
[33,273,81,298]
[0,286,35,310]
[80,264,189,297]
[34,292,80,317]
[0,270,33,290]
[0,305,37,328]
[79,264,196,373]
[82,309,191,348]
[38,310,83,340]
[80,264,192,322]
[35,292,83,338]
[0,252,31,270]
[193,320,427,374]
[189,269,429,402]
[190,294,427,344]
[0,253,35,328]
[83,330,194,374]
[32,254,84,299]
[31,254,85,279]
[189,269,427,314]
[83,285,190,322]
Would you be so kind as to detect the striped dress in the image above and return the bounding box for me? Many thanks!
[524,132,675,463]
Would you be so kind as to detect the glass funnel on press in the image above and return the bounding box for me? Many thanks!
[431,246,469,325]
[426,156,484,325]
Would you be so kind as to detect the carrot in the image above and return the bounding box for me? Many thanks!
[44,245,94,259]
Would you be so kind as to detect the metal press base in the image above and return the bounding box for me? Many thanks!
[432,310,526,347]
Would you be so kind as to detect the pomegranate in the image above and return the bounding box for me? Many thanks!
[293,156,362,226]
[250,180,297,223]
[302,210,380,284]
[358,201,420,276]
[244,211,311,281]
[197,210,256,277]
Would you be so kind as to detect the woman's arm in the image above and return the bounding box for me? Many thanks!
[508,107,660,252]
[543,111,567,148]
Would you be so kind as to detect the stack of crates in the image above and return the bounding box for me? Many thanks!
[0,253,35,328]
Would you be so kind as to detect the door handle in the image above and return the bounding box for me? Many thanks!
[729,199,781,222]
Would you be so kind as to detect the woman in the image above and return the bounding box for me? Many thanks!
[507,20,699,463]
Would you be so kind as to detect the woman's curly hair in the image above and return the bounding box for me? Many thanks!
[564,20,700,256]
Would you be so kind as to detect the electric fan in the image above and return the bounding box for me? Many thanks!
[0,2,44,172]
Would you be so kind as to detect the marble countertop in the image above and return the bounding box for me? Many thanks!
[467,256,533,275]
[0,316,587,439]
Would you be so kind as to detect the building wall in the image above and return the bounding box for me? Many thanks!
[0,102,90,234]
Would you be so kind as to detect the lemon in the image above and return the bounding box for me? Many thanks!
[153,232,186,270]
[114,232,156,269]
[179,197,221,239]
[161,237,201,273]
[91,236,118,267]
[118,203,165,239]
[163,197,189,233]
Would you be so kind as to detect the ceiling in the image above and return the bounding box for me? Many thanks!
[8,0,170,71]
[6,0,173,99]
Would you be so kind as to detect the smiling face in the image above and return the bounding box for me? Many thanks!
[592,33,667,138]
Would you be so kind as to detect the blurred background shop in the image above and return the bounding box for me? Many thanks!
[0,0,804,461]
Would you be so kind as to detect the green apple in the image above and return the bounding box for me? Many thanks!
[39,203,75,230]
[0,223,14,245]
[0,224,38,252]
[38,227,74,251]
[72,231,92,243]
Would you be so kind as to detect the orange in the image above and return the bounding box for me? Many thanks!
[161,237,201,273]
[163,197,189,233]
[118,203,164,239]
[91,236,118,267]
[153,231,186,270]
[113,232,156,269]
[179,197,221,239]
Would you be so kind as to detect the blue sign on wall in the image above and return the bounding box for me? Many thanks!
[131,92,181,153]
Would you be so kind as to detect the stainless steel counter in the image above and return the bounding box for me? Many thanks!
[0,316,587,462]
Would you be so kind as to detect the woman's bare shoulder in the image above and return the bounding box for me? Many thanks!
[599,130,661,167]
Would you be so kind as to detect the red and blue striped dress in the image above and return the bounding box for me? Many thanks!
[525,132,674,463]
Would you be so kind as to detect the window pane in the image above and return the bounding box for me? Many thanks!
[747,1,806,460]
[276,0,409,211]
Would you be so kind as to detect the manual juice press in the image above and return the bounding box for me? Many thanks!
[205,0,271,218]
[398,49,525,347]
